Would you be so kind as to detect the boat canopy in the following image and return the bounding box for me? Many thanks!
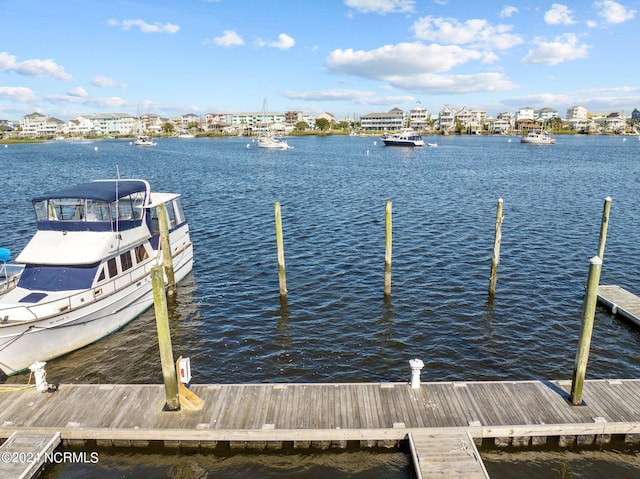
[31,180,148,203]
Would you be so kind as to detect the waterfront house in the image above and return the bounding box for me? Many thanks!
[407,106,430,130]
[594,112,627,133]
[438,105,456,133]
[516,107,536,121]
[360,108,404,132]
[19,113,65,138]
[566,105,588,120]
[66,113,137,137]
[535,107,559,122]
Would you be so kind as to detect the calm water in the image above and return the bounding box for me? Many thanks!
[2,134,640,477]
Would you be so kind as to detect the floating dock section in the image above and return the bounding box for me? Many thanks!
[598,284,640,326]
[0,431,60,479]
[2,379,640,478]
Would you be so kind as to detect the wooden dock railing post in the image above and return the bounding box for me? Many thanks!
[157,203,176,297]
[570,256,602,406]
[597,196,612,261]
[151,265,180,411]
[384,200,392,296]
[274,202,287,297]
[489,198,504,296]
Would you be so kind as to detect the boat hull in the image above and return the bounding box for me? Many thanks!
[381,139,424,147]
[0,235,193,376]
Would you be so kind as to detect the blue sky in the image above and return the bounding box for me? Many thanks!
[0,0,638,121]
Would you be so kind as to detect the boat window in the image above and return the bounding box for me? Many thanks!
[34,200,50,221]
[18,264,100,291]
[150,202,176,233]
[113,198,132,221]
[48,198,85,221]
[131,192,145,220]
[172,199,185,225]
[135,244,149,263]
[120,251,133,272]
[34,198,113,223]
[97,267,106,283]
[165,201,177,229]
[86,200,111,222]
[112,192,145,221]
[107,258,118,278]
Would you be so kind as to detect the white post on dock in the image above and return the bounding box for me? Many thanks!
[489,198,504,296]
[597,197,612,261]
[157,203,176,297]
[151,265,180,411]
[570,256,602,406]
[384,200,392,297]
[29,361,48,393]
[274,202,288,297]
[409,358,424,389]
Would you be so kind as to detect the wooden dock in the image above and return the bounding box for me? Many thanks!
[598,284,640,326]
[2,379,640,478]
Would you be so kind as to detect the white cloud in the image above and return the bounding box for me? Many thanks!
[544,4,576,25]
[411,16,523,50]
[208,30,244,47]
[0,86,37,102]
[594,0,636,23]
[499,5,519,18]
[328,42,485,78]
[67,87,87,98]
[269,33,295,50]
[107,19,180,33]
[91,75,126,88]
[521,33,590,66]
[387,72,517,94]
[45,93,128,108]
[0,52,72,81]
[344,0,415,14]
[581,85,640,94]
[326,43,516,94]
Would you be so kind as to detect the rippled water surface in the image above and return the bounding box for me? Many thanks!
[2,134,640,477]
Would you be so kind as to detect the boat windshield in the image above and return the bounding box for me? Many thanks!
[33,191,146,231]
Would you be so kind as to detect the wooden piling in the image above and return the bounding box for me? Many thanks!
[570,256,603,406]
[157,203,176,297]
[151,265,180,411]
[597,196,612,261]
[274,202,287,297]
[489,198,504,296]
[384,200,392,296]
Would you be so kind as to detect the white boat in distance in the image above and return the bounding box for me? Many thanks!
[134,136,157,146]
[0,179,193,375]
[257,98,293,150]
[381,129,425,147]
[521,129,556,144]
[257,136,293,150]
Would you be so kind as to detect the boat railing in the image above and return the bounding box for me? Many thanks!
[0,264,24,296]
